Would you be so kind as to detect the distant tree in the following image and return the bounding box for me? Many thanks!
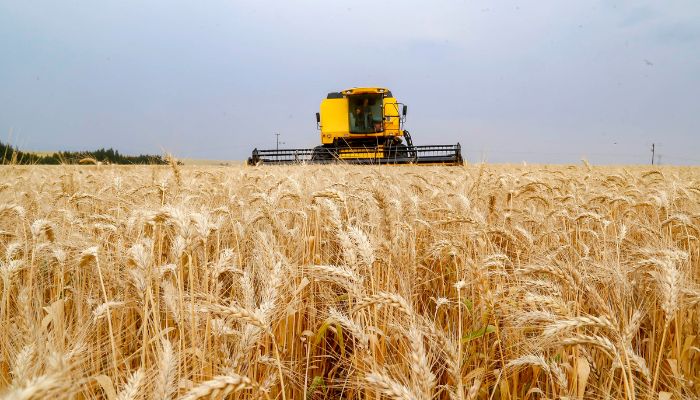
[0,140,168,165]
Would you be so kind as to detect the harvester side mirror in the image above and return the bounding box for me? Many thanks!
[402,105,408,116]
[315,112,320,123]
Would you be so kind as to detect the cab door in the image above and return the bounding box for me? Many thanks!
[320,98,349,144]
[382,97,401,136]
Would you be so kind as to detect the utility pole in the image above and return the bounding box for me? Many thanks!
[275,133,285,152]
[651,143,655,165]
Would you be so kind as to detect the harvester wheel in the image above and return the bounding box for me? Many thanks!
[387,143,409,161]
[311,146,334,162]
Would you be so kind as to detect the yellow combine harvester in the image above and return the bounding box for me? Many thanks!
[247,87,462,165]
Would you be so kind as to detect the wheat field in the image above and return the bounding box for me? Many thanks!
[0,163,698,400]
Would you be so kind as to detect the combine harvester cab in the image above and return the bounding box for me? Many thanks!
[247,87,463,165]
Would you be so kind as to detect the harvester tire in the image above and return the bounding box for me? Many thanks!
[311,146,334,162]
[387,143,409,161]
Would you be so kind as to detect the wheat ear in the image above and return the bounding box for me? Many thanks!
[204,303,267,329]
[353,292,413,317]
[180,374,256,400]
[117,369,144,400]
[541,315,616,337]
[155,338,177,400]
[408,327,436,398]
[365,371,418,400]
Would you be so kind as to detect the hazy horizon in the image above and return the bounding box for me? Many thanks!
[1,1,699,165]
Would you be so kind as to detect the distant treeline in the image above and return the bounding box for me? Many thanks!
[0,140,169,165]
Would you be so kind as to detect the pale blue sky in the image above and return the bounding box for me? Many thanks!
[1,0,699,164]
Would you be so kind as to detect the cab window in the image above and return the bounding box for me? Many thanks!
[348,95,383,133]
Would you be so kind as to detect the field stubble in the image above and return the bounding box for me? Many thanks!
[0,163,698,400]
